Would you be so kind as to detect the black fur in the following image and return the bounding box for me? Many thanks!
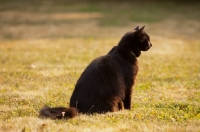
[39,105,78,119]
[39,25,152,119]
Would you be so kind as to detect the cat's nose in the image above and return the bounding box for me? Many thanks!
[148,41,152,47]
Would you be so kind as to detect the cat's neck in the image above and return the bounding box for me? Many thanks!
[117,37,141,58]
[108,46,139,61]
[116,46,138,62]
[130,50,136,58]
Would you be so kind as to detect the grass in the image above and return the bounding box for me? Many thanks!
[0,0,200,131]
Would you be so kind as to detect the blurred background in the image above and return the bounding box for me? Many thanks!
[0,0,199,40]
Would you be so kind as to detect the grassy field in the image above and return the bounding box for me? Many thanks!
[0,0,200,131]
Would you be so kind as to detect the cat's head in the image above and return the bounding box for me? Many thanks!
[133,25,152,51]
[119,25,152,57]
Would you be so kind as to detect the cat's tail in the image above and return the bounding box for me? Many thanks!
[39,105,78,119]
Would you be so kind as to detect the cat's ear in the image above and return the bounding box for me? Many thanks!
[139,25,145,32]
[135,25,145,34]
[134,25,140,30]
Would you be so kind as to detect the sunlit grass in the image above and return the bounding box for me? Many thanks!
[0,36,199,131]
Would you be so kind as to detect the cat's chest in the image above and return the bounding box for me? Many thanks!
[121,60,138,78]
[133,61,138,76]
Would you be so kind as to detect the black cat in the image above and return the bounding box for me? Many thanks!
[39,25,152,119]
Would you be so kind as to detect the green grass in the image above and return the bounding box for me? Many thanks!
[0,0,200,131]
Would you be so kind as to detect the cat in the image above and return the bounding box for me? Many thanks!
[39,25,152,119]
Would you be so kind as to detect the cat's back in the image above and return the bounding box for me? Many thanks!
[72,55,118,89]
[83,55,119,76]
